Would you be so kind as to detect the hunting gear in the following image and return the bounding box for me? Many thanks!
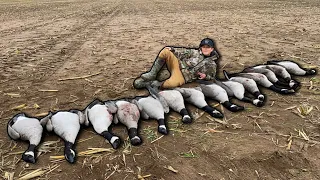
[133,38,220,89]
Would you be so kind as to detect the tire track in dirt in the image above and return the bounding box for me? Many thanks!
[0,0,124,86]
[0,1,116,55]
[34,1,124,80]
[0,0,126,116]
[0,1,104,35]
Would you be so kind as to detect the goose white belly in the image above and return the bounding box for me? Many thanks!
[115,101,140,128]
[159,90,185,112]
[256,65,291,79]
[251,67,278,83]
[230,77,259,93]
[276,61,305,74]
[181,88,207,108]
[138,96,164,119]
[202,84,229,103]
[222,81,245,99]
[238,73,273,87]
[51,112,80,143]
[88,104,113,134]
[12,117,43,145]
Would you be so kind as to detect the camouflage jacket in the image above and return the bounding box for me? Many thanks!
[170,47,219,83]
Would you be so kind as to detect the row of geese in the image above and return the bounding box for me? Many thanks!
[7,60,317,164]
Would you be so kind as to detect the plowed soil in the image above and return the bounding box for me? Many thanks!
[0,0,320,179]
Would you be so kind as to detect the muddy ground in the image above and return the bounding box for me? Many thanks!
[0,0,320,179]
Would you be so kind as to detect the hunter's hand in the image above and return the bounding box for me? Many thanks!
[197,72,206,79]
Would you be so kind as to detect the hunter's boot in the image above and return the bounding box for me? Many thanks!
[133,78,151,89]
[141,57,166,81]
[157,69,170,81]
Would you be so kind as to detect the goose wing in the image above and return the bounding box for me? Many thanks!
[175,88,192,98]
[46,118,54,132]
[105,101,118,114]
[7,124,20,140]
[70,110,85,125]
[39,112,52,126]
[131,99,143,112]
[83,107,90,126]
[113,114,119,124]
[78,111,86,125]
[146,85,169,113]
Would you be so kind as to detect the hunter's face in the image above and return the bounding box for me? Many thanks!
[201,45,214,56]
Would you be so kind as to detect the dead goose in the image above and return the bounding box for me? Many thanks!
[242,65,299,90]
[135,96,168,135]
[146,84,169,113]
[7,112,50,164]
[249,64,291,81]
[84,99,120,149]
[215,80,263,107]
[223,70,264,101]
[199,83,244,112]
[175,87,224,118]
[40,110,85,163]
[158,89,192,124]
[267,60,317,76]
[113,99,142,146]
[224,71,295,94]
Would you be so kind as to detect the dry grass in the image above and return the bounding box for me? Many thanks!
[49,148,115,160]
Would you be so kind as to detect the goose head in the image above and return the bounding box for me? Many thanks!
[22,151,36,164]
[64,148,76,164]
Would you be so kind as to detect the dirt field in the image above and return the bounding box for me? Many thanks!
[1,0,320,179]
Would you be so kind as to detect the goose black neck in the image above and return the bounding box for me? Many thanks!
[201,105,214,113]
[179,108,189,117]
[64,141,73,150]
[275,80,289,88]
[241,97,253,103]
[284,77,291,82]
[222,101,232,108]
[253,91,261,98]
[269,85,281,93]
[202,105,220,117]
[128,128,138,139]
[157,118,165,126]
[102,131,113,141]
[27,144,36,152]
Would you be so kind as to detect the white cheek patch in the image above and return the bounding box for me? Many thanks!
[289,80,295,87]
[159,125,166,129]
[230,104,237,108]
[70,149,75,156]
[110,136,119,144]
[253,99,261,106]
[183,115,191,119]
[131,136,140,141]
[258,95,264,101]
[212,110,220,114]
[24,151,34,157]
